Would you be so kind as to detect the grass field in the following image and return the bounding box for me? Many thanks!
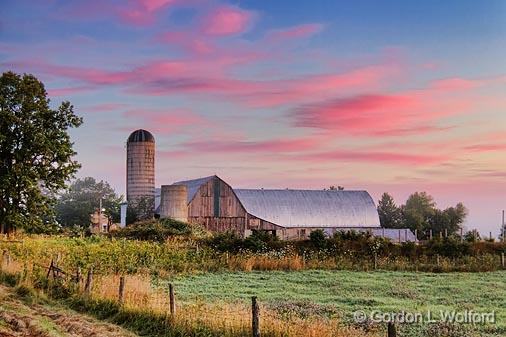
[170,270,506,336]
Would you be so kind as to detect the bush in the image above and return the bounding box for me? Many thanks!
[113,218,192,242]
[309,230,326,249]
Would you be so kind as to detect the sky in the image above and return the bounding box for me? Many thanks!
[1,0,506,235]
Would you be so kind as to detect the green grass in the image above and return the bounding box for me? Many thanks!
[170,270,506,336]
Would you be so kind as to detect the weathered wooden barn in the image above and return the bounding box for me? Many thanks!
[155,175,415,241]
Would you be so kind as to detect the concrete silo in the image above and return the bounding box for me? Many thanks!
[159,185,188,222]
[126,129,155,210]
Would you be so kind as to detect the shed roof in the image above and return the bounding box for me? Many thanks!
[234,189,380,228]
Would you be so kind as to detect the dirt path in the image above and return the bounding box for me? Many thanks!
[0,285,137,337]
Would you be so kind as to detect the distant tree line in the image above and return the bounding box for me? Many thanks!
[377,192,468,239]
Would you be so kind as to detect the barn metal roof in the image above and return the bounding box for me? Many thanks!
[233,189,380,228]
[172,176,215,203]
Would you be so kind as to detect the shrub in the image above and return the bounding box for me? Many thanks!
[113,218,192,242]
[309,229,326,249]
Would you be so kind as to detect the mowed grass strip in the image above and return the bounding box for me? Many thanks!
[170,270,506,326]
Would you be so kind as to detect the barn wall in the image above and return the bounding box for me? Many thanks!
[187,177,285,237]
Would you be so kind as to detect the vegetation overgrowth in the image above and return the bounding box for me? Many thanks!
[1,227,506,275]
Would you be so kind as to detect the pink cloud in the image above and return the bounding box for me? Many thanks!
[464,143,506,152]
[121,108,207,133]
[265,23,323,41]
[302,149,448,166]
[86,103,127,112]
[47,85,94,96]
[182,138,319,153]
[293,94,421,133]
[118,0,180,26]
[201,6,253,36]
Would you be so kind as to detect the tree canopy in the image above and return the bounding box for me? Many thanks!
[0,71,82,234]
[377,193,403,228]
[378,192,467,239]
[55,177,123,227]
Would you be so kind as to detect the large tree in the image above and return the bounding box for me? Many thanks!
[0,71,82,233]
[401,192,436,235]
[55,177,122,227]
[377,193,403,228]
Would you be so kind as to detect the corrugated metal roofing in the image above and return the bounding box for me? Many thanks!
[233,189,380,228]
[172,176,215,203]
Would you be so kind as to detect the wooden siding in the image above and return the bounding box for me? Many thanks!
[186,176,284,237]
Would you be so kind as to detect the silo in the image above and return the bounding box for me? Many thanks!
[160,185,188,222]
[126,129,155,209]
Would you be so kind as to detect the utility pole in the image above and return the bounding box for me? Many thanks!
[502,210,505,242]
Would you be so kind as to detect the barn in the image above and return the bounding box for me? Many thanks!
[155,175,415,242]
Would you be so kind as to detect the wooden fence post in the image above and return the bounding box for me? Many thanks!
[84,267,93,296]
[118,276,125,304]
[252,296,260,337]
[169,283,176,315]
[436,254,440,266]
[46,259,54,279]
[444,229,448,238]
[387,322,397,337]
[501,253,505,269]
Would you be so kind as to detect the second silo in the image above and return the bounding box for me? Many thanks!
[159,185,188,222]
[126,129,155,208]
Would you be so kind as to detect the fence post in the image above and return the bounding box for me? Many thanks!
[444,229,448,238]
[84,266,93,296]
[387,322,397,337]
[429,229,433,240]
[169,283,176,315]
[501,253,505,269]
[46,259,54,279]
[252,296,260,337]
[118,276,125,304]
[398,229,401,244]
[436,254,440,267]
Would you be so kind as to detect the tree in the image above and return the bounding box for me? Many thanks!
[126,196,155,225]
[326,185,344,191]
[401,192,436,236]
[0,71,82,234]
[377,193,403,228]
[55,177,123,227]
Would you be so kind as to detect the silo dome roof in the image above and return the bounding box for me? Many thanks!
[127,129,155,143]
